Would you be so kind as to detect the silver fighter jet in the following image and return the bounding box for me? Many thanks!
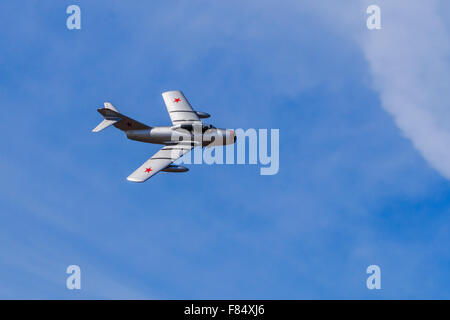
[93,90,236,182]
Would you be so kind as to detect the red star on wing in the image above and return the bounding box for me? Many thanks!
[174,98,181,103]
[145,167,152,173]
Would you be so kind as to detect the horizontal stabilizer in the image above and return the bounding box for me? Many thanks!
[92,119,118,132]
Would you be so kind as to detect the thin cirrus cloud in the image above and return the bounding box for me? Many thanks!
[359,0,450,179]
[305,0,450,180]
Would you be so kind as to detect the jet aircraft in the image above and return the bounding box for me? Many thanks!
[93,90,236,182]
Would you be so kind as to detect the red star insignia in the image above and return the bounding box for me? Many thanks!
[145,167,152,173]
[174,98,181,103]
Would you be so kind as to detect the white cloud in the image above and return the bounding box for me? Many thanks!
[360,0,450,179]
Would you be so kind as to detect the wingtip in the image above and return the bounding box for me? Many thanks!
[126,176,145,183]
[162,90,182,96]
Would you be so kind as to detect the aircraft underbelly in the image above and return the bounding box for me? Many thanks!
[126,127,190,144]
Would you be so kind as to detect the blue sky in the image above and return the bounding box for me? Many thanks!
[1,0,450,299]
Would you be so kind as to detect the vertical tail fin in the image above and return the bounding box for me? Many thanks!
[92,102,121,132]
[92,102,150,133]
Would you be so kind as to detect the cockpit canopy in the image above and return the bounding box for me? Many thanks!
[178,123,216,132]
[202,124,216,132]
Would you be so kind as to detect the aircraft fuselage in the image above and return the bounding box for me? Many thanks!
[125,126,236,147]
